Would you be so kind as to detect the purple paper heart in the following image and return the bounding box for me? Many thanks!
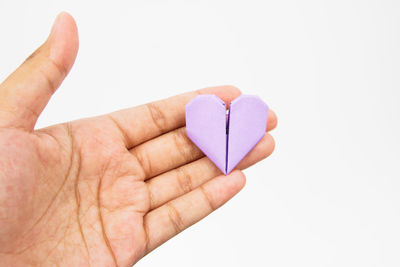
[185,94,268,175]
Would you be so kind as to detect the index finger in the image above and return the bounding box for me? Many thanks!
[107,85,242,149]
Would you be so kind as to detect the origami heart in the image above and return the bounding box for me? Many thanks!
[185,94,268,174]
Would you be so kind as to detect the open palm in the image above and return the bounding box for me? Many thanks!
[0,13,277,266]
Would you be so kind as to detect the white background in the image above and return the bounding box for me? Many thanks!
[1,1,400,266]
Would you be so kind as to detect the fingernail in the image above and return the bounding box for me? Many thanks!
[48,12,64,42]
[47,12,79,72]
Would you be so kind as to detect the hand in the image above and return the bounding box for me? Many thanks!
[0,13,277,266]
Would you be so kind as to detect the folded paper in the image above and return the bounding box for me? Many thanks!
[185,94,268,175]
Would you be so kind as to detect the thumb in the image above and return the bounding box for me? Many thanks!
[0,12,79,131]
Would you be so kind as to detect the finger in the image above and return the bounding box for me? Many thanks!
[144,170,246,253]
[0,12,79,131]
[107,85,241,148]
[130,110,276,178]
[267,109,278,131]
[146,133,274,210]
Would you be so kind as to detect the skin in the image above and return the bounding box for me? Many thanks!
[0,13,277,267]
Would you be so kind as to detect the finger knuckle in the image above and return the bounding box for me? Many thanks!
[165,202,185,234]
[146,102,168,133]
[172,127,201,162]
[175,167,194,194]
